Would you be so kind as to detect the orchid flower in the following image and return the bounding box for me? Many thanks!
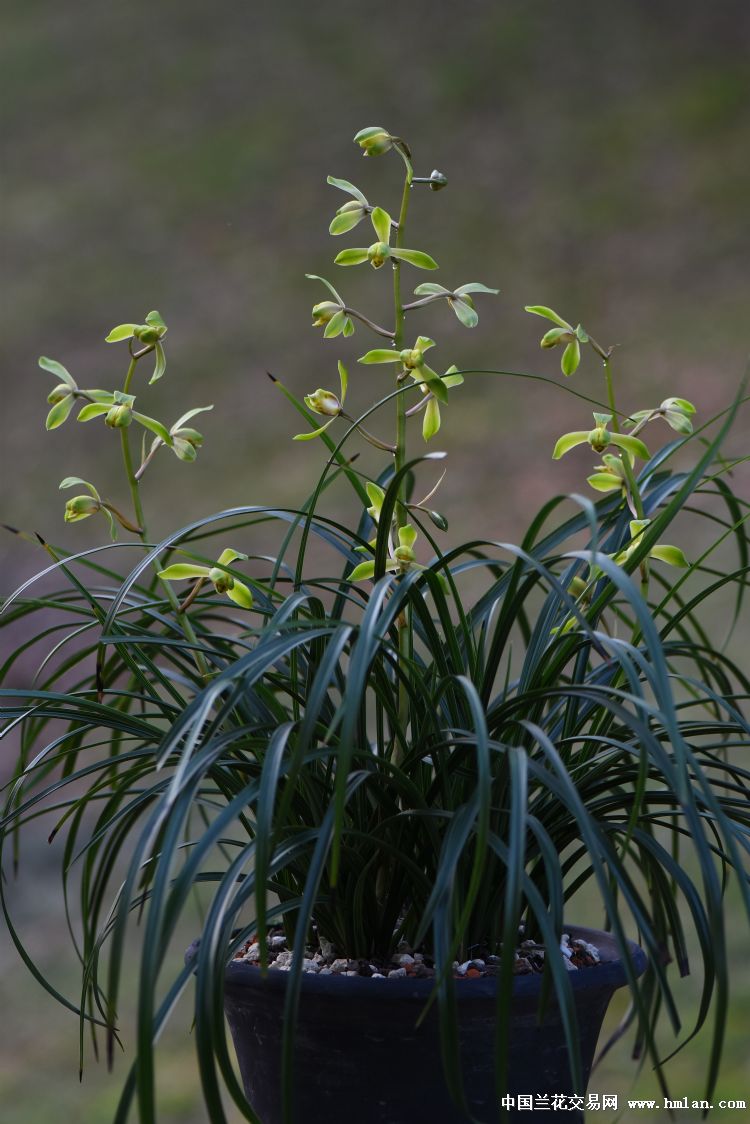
[334,207,437,271]
[158,548,254,610]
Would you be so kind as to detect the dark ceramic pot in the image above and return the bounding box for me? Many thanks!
[200,925,646,1124]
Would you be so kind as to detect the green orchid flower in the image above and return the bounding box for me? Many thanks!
[158,548,254,610]
[349,524,420,581]
[586,452,630,493]
[553,413,650,461]
[306,275,355,338]
[294,362,348,441]
[104,310,168,383]
[625,397,696,436]
[334,207,437,271]
[613,520,689,569]
[326,176,372,236]
[358,336,453,404]
[525,305,589,376]
[39,356,80,430]
[137,406,213,476]
[353,126,394,157]
[409,282,499,328]
[77,392,174,449]
[411,364,464,442]
[59,477,142,541]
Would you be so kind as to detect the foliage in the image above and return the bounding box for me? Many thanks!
[2,127,750,1124]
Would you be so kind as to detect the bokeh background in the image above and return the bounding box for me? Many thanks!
[2,1,750,1120]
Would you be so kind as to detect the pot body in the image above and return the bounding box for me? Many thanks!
[220,926,645,1124]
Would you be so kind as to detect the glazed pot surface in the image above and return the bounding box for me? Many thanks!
[211,925,646,1124]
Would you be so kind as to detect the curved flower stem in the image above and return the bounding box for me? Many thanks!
[343,308,395,339]
[402,295,442,312]
[340,414,396,452]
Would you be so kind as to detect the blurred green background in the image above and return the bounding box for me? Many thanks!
[2,0,750,1120]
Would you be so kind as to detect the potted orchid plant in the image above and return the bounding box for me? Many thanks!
[2,125,749,1124]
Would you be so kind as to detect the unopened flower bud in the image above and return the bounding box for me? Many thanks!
[568,576,588,598]
[367,241,391,268]
[64,495,101,523]
[304,389,341,417]
[428,169,448,191]
[312,301,341,327]
[354,126,393,157]
[106,403,133,428]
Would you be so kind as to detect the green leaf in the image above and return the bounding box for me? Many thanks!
[323,310,346,338]
[326,175,368,206]
[394,248,438,270]
[77,402,111,422]
[552,431,589,459]
[149,341,167,384]
[451,297,478,328]
[39,356,76,387]
[650,544,689,567]
[358,349,399,364]
[454,282,500,296]
[561,339,581,376]
[334,248,369,267]
[104,324,138,343]
[524,305,572,329]
[370,207,392,244]
[413,283,449,296]
[45,395,75,430]
[305,274,344,305]
[157,563,210,581]
[226,580,254,609]
[423,396,441,441]
[329,209,363,236]
[610,432,650,460]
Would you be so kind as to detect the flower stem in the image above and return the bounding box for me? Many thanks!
[392,156,414,763]
[343,307,395,339]
[118,354,209,681]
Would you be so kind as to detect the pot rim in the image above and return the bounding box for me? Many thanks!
[190,924,647,1001]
